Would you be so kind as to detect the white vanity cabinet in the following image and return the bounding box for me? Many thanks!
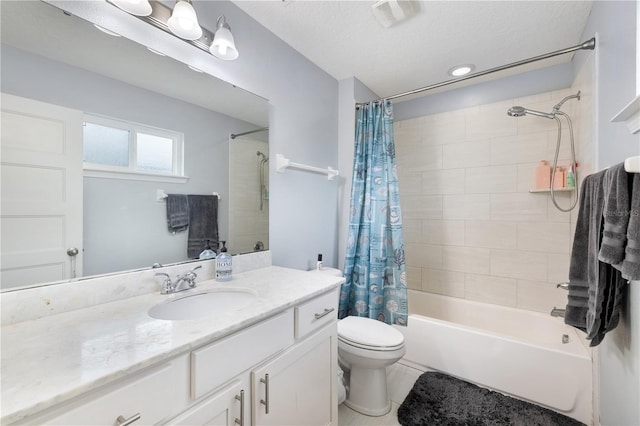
[251,323,336,426]
[11,286,339,426]
[15,355,190,425]
[175,288,339,426]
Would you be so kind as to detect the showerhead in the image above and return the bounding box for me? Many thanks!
[507,106,526,117]
[257,151,268,162]
[507,106,555,119]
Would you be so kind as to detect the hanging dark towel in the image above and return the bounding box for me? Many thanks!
[598,163,630,266]
[187,195,219,258]
[566,167,628,347]
[565,170,606,332]
[166,194,189,232]
[621,173,640,280]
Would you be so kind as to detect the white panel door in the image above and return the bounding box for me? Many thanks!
[1,93,83,289]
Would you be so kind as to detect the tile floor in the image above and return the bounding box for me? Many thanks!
[338,363,425,426]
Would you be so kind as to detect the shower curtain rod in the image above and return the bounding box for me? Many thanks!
[230,127,269,139]
[357,37,596,107]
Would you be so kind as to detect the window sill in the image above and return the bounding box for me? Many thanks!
[84,168,190,184]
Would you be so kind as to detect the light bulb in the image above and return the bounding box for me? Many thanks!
[167,0,202,40]
[110,0,152,16]
[209,17,238,60]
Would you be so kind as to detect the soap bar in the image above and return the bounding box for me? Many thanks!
[535,160,551,189]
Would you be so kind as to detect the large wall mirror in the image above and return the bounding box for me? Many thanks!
[1,1,269,290]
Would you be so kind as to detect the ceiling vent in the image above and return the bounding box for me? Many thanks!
[372,0,420,28]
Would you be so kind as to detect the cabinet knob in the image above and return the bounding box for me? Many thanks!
[116,413,141,426]
[234,389,245,426]
[260,373,270,414]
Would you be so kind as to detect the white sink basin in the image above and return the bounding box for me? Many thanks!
[148,289,257,321]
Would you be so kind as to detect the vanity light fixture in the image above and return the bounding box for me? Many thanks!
[210,15,239,60]
[448,64,476,77]
[167,0,202,40]
[110,0,152,17]
[106,0,239,60]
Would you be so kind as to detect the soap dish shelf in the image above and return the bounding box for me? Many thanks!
[529,188,576,193]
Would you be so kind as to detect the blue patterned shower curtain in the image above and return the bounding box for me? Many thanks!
[338,100,408,326]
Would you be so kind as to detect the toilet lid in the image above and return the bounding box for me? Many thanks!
[338,316,404,348]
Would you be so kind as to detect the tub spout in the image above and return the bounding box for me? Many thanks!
[550,307,566,318]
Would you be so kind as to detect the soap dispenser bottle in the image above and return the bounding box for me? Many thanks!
[215,241,232,281]
[199,239,217,260]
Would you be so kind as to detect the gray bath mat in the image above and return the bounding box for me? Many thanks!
[397,372,585,426]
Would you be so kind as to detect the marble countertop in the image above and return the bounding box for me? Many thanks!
[0,266,344,424]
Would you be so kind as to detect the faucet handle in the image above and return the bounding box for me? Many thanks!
[155,272,173,294]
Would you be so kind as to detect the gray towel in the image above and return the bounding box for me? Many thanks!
[567,168,628,346]
[621,173,640,280]
[166,194,189,232]
[565,171,606,331]
[187,195,219,258]
[598,163,630,266]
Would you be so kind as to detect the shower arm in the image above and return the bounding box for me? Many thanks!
[553,92,581,113]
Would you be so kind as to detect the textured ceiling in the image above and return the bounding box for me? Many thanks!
[233,0,594,99]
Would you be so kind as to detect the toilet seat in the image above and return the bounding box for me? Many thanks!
[338,316,405,351]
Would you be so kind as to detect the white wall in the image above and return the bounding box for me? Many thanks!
[573,2,639,425]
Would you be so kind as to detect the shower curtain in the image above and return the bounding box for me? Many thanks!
[338,100,408,326]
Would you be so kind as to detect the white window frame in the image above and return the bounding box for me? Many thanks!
[82,114,188,183]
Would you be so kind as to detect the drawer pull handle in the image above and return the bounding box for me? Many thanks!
[235,389,245,426]
[116,413,141,426]
[314,308,335,320]
[260,373,270,414]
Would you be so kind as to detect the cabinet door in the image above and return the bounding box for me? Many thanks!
[252,323,336,426]
[167,379,249,426]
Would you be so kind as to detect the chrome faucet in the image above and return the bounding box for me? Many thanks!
[550,307,566,318]
[155,265,202,294]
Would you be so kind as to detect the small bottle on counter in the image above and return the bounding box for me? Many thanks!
[535,160,551,189]
[317,253,323,271]
[215,241,232,281]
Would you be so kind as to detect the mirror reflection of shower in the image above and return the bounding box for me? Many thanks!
[257,150,269,211]
[228,128,269,254]
[506,91,580,212]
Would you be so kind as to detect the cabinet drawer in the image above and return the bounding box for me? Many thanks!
[35,360,181,425]
[191,309,294,400]
[295,288,339,339]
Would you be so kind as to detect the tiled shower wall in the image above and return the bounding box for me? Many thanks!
[229,136,269,254]
[395,88,591,314]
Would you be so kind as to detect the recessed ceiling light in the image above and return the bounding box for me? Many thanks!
[93,24,121,37]
[448,64,475,77]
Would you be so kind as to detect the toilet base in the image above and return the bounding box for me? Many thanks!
[344,366,391,417]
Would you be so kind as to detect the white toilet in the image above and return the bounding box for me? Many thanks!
[337,316,406,416]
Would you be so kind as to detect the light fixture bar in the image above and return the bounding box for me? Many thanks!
[108,0,215,54]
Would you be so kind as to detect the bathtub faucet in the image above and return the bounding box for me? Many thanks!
[550,307,566,318]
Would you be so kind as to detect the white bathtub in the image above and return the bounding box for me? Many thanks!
[394,291,592,425]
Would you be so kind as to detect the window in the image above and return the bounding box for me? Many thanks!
[83,114,185,182]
